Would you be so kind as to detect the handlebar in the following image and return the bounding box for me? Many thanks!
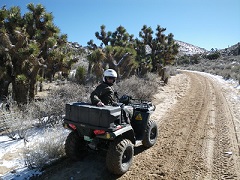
[118,94,155,111]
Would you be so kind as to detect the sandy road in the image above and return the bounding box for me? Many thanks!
[35,71,240,180]
[124,71,240,180]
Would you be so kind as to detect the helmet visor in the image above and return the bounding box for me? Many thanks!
[106,76,116,80]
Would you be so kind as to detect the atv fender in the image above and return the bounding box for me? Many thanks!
[111,125,136,145]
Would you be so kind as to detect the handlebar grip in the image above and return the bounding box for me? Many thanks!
[147,104,156,111]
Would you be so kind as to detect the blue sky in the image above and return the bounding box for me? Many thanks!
[1,0,240,50]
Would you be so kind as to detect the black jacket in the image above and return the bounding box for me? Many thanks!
[90,82,116,105]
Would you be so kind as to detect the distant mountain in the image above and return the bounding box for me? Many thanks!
[67,40,239,59]
[218,42,240,56]
[176,40,207,56]
[176,40,240,56]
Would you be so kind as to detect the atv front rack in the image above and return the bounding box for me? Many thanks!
[130,101,155,112]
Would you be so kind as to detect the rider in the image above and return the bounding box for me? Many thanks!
[90,69,133,123]
[90,69,118,107]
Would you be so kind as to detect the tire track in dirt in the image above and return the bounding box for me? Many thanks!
[199,73,240,179]
[200,79,216,180]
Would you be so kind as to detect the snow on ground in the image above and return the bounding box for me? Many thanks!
[0,125,69,180]
[0,136,41,179]
[0,71,239,180]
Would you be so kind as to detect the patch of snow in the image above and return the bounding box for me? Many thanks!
[0,136,24,159]
[69,69,76,79]
[236,85,240,90]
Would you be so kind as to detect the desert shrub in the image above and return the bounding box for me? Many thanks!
[206,52,220,60]
[214,69,223,76]
[177,55,191,65]
[191,54,201,64]
[232,65,240,74]
[75,66,87,84]
[30,83,89,127]
[230,72,237,80]
[224,64,232,70]
[218,69,231,80]
[23,128,67,169]
[208,62,222,71]
[0,97,36,140]
[214,64,225,70]
[32,96,64,127]
[177,54,202,65]
[1,107,33,140]
[116,73,159,100]
[207,69,217,75]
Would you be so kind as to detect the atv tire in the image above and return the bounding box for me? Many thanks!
[142,120,158,148]
[65,131,87,160]
[106,138,134,175]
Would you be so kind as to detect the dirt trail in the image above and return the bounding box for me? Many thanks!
[35,71,240,180]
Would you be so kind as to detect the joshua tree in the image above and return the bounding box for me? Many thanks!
[139,25,179,72]
[86,48,106,82]
[0,4,71,104]
[95,25,112,46]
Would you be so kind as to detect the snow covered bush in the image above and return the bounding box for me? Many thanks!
[23,128,67,169]
[1,106,33,141]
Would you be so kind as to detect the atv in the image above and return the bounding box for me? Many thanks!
[63,95,158,175]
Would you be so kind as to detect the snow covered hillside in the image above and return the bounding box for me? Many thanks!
[176,40,207,55]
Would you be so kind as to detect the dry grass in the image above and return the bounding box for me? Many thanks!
[116,73,160,100]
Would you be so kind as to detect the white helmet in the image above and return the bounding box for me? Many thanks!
[103,69,117,83]
[104,69,117,78]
